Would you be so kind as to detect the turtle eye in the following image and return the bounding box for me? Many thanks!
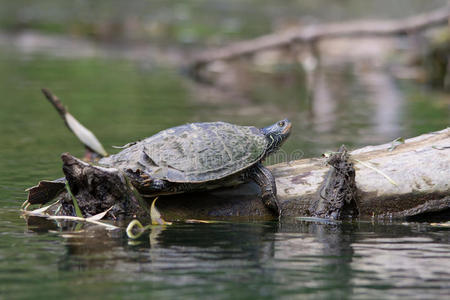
[278,121,285,127]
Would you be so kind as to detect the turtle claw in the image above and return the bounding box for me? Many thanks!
[21,200,29,209]
[140,173,153,186]
[24,202,31,211]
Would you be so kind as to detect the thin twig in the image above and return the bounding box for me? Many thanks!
[48,216,119,229]
[41,88,108,157]
[353,158,399,187]
[41,88,68,122]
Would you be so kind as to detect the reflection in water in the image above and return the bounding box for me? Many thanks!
[306,62,406,148]
[275,221,356,298]
[352,233,450,298]
[359,69,404,139]
[310,67,337,134]
[20,219,449,299]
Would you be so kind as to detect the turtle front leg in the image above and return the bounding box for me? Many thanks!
[141,175,167,190]
[125,169,171,194]
[249,163,279,214]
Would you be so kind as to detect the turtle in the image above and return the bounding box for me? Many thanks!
[98,119,292,212]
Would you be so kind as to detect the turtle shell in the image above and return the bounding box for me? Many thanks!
[99,122,268,183]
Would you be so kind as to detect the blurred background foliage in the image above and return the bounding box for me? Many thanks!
[0,0,447,44]
[0,0,448,168]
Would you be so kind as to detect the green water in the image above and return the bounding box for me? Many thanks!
[0,48,449,300]
[1,0,450,298]
[1,219,449,299]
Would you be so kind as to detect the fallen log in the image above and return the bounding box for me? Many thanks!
[26,128,450,222]
[24,90,450,222]
[189,7,450,71]
[157,128,450,220]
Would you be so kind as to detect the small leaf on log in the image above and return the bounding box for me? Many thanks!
[22,202,57,216]
[185,219,221,224]
[86,206,114,221]
[150,198,172,225]
[353,158,398,186]
[388,137,405,151]
[48,215,119,229]
[65,113,108,157]
[41,88,107,157]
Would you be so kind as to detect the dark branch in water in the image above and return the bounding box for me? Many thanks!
[190,7,450,70]
[41,88,68,125]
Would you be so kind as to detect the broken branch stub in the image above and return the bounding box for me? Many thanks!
[59,153,150,221]
[41,88,107,157]
[309,146,359,220]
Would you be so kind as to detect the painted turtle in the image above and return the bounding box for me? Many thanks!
[99,119,292,212]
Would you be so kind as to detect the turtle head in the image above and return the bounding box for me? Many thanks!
[261,119,292,156]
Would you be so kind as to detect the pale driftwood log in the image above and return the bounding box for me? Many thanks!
[274,128,450,219]
[26,87,450,221]
[190,7,450,70]
[26,128,449,222]
[158,128,450,220]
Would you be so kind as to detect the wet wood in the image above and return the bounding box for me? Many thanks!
[27,92,450,222]
[277,128,450,219]
[27,128,449,221]
[60,153,150,221]
[189,7,450,71]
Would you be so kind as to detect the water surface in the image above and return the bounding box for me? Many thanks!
[0,1,449,298]
[1,217,449,299]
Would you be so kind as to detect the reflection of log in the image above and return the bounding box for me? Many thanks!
[190,7,450,70]
[158,128,450,220]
